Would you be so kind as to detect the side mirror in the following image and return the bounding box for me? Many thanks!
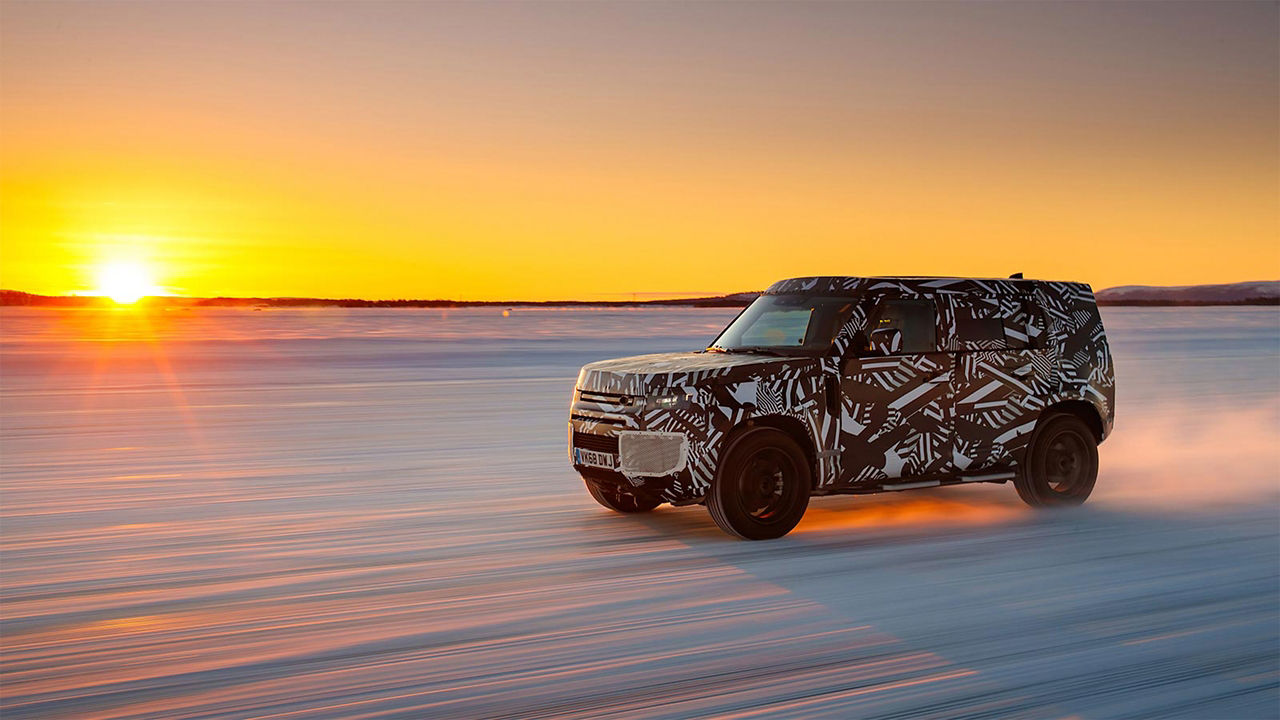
[866,327,903,356]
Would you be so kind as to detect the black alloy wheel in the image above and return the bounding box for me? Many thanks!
[707,427,811,540]
[1015,413,1099,507]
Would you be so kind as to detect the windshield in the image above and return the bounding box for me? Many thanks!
[709,294,856,354]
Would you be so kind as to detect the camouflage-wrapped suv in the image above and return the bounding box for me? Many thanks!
[569,276,1115,539]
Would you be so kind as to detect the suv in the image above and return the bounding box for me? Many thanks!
[569,276,1115,540]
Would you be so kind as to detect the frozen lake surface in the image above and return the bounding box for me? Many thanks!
[2,305,1278,718]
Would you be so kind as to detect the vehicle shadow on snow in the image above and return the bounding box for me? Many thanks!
[631,483,1044,549]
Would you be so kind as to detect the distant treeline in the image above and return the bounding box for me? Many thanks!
[0,289,756,308]
[1,290,111,307]
[188,295,757,308]
[4,289,1277,309]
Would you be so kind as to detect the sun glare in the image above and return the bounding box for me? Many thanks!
[95,261,161,304]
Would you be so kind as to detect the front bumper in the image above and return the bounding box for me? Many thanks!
[568,388,706,501]
[570,429,688,477]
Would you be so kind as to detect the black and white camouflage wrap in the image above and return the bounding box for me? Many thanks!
[570,276,1114,504]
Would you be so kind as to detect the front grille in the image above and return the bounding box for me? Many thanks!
[572,431,618,454]
[578,389,636,407]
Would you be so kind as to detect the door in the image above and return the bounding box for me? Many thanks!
[949,294,1053,472]
[838,296,953,484]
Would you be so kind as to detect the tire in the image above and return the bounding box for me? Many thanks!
[1014,413,1099,507]
[583,477,662,513]
[707,427,811,540]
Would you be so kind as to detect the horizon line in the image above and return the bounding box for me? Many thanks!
[4,280,1279,309]
[5,278,1280,305]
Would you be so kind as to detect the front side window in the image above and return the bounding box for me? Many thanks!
[710,295,855,354]
[867,298,938,353]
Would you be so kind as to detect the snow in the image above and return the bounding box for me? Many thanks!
[2,305,1277,718]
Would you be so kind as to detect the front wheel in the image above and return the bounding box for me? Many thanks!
[583,477,662,513]
[707,427,811,540]
[1014,413,1099,507]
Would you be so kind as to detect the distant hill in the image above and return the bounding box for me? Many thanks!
[1096,281,1279,306]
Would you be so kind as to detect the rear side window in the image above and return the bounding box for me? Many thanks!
[870,299,938,353]
[956,310,1004,345]
[954,296,1043,351]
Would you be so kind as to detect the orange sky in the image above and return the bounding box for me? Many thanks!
[1,1,1277,301]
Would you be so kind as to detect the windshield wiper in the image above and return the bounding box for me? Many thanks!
[711,345,788,356]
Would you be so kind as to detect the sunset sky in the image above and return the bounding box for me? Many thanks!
[1,1,1276,301]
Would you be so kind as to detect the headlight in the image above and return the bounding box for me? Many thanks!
[647,389,693,411]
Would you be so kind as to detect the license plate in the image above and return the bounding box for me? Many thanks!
[574,447,617,470]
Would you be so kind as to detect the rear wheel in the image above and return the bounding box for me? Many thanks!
[707,427,811,540]
[583,477,662,513]
[1015,413,1098,507]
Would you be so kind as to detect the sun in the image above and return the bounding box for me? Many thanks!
[95,260,162,304]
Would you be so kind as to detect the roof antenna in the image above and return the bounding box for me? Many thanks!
[1009,272,1024,279]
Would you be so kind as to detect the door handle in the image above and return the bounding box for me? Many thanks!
[1013,364,1034,377]
[927,371,952,384]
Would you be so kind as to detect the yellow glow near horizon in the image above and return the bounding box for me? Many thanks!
[95,261,161,304]
[0,3,1276,300]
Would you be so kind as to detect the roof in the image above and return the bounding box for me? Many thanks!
[764,275,1087,296]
